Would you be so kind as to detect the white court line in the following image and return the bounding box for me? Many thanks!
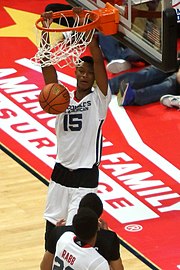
[109,95,180,183]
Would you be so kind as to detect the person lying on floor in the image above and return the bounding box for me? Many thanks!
[160,68,180,109]
[109,64,180,106]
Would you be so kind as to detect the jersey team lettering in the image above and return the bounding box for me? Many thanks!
[66,101,91,113]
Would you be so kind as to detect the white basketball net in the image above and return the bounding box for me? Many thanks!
[31,13,95,68]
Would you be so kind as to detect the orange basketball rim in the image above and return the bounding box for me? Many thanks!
[35,2,119,36]
[32,3,119,69]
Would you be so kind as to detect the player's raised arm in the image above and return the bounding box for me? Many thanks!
[40,11,58,85]
[88,34,108,96]
[72,7,108,96]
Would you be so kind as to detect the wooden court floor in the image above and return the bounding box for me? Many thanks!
[0,150,150,270]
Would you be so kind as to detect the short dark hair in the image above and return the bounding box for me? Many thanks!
[73,207,98,242]
[79,193,103,218]
[80,56,94,66]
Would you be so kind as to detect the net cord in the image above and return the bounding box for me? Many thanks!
[31,13,95,68]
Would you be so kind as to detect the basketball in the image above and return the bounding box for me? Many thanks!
[39,83,70,114]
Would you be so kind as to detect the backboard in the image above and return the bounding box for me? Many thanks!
[66,0,178,72]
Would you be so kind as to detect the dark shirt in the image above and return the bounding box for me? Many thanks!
[47,225,120,262]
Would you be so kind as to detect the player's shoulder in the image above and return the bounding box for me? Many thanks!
[61,230,74,238]
[98,228,118,238]
[58,230,75,244]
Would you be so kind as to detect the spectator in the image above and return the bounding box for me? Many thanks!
[108,7,180,103]
[110,65,180,105]
[160,67,180,109]
[99,0,161,74]
[98,33,145,74]
[41,193,124,270]
[40,207,110,270]
[160,94,180,109]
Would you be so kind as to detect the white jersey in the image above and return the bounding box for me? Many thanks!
[53,231,110,270]
[55,85,111,170]
[172,0,180,23]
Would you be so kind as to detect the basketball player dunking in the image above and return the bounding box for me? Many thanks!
[40,10,111,247]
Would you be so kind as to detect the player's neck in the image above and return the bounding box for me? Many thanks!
[75,88,92,100]
[88,236,96,247]
[86,234,97,247]
[74,235,97,248]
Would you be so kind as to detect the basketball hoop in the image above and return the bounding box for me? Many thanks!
[31,3,119,68]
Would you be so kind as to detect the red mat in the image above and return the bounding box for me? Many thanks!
[1,1,180,269]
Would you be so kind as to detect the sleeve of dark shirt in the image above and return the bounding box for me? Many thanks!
[109,230,121,260]
[95,229,120,262]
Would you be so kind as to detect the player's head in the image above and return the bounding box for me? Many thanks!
[73,207,98,242]
[75,56,95,91]
[79,193,103,218]
[80,56,94,66]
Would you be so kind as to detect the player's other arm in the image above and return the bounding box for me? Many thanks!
[40,251,54,270]
[110,258,124,270]
[42,66,58,85]
[109,232,124,270]
[40,11,58,85]
[88,35,108,96]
